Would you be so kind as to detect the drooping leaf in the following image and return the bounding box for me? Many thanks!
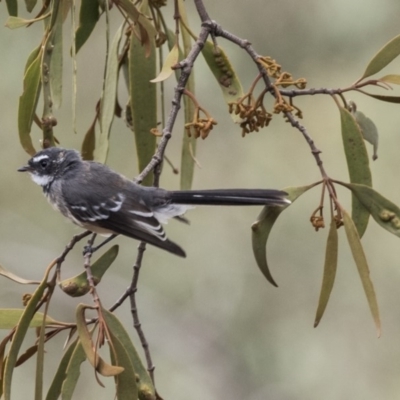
[251,184,317,286]
[61,340,87,400]
[352,109,379,160]
[178,0,196,190]
[339,182,400,239]
[103,309,155,399]
[18,47,43,155]
[342,209,381,336]
[5,0,18,16]
[129,9,157,186]
[75,304,123,377]
[340,106,372,238]
[117,0,156,43]
[108,331,139,400]
[201,40,244,124]
[95,24,124,164]
[49,4,63,109]
[3,264,53,400]
[5,14,49,29]
[0,309,60,329]
[0,264,40,285]
[360,34,400,79]
[75,0,100,54]
[80,117,96,161]
[46,337,79,400]
[314,217,338,327]
[25,0,37,12]
[379,74,400,85]
[59,245,119,297]
[150,43,179,83]
[361,92,400,104]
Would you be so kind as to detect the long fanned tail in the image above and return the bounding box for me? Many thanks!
[168,189,290,206]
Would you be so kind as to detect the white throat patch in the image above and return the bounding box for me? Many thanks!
[30,173,52,187]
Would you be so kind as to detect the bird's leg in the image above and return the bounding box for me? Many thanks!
[83,233,118,256]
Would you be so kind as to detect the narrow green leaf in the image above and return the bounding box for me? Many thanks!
[379,74,400,85]
[61,340,87,400]
[45,337,78,400]
[339,182,400,239]
[5,14,49,29]
[75,304,123,377]
[3,264,53,400]
[340,106,372,238]
[150,43,179,83]
[178,0,196,190]
[0,264,40,285]
[18,48,43,155]
[102,309,155,399]
[95,24,124,164]
[108,332,139,400]
[117,0,157,42]
[59,245,119,297]
[80,118,96,161]
[35,309,48,400]
[352,110,379,160]
[0,309,60,330]
[201,41,244,124]
[251,184,317,286]
[75,0,100,54]
[129,14,157,186]
[5,0,18,16]
[49,5,63,109]
[361,92,400,104]
[25,0,37,12]
[342,209,381,336]
[314,218,338,327]
[360,34,400,79]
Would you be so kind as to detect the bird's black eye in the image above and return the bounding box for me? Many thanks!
[40,159,49,168]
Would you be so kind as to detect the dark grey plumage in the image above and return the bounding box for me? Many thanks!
[18,147,290,257]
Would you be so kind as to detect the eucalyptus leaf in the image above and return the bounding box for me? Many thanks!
[75,0,100,54]
[339,182,400,239]
[379,74,400,85]
[75,304,123,377]
[59,245,119,297]
[201,41,244,124]
[361,33,400,79]
[178,0,197,190]
[95,24,124,164]
[103,309,155,398]
[61,340,87,400]
[108,332,139,400]
[129,14,157,186]
[314,218,338,327]
[342,210,381,336]
[251,184,318,286]
[351,109,379,160]
[361,93,400,104]
[46,337,79,400]
[18,47,43,155]
[340,106,372,238]
[5,0,18,16]
[3,264,53,400]
[151,43,179,83]
[0,309,59,329]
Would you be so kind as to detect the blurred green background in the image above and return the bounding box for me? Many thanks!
[2,1,400,399]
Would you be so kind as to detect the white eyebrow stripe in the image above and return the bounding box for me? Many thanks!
[32,154,49,163]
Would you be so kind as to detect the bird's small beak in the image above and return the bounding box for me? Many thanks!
[18,165,32,172]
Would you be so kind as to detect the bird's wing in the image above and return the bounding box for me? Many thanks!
[61,167,186,257]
